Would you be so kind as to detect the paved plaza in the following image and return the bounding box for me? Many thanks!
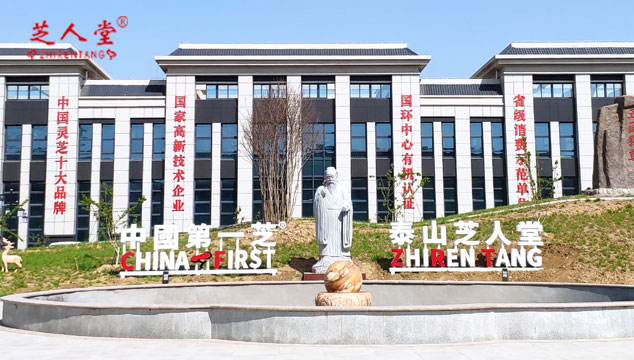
[0,309,632,360]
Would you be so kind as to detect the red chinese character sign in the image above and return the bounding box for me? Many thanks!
[388,220,544,273]
[513,94,530,204]
[119,222,283,277]
[164,77,195,231]
[45,78,80,235]
[27,17,128,60]
[399,94,416,213]
[172,96,187,213]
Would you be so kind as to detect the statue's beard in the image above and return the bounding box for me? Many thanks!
[326,182,336,191]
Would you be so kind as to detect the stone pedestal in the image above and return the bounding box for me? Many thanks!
[315,292,372,306]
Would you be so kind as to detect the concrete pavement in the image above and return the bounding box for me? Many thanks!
[0,324,632,359]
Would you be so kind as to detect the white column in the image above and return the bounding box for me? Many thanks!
[574,74,593,191]
[433,121,445,218]
[141,123,153,233]
[392,75,423,222]
[163,75,196,232]
[17,125,31,249]
[335,75,351,194]
[210,123,221,228]
[502,75,536,204]
[550,122,563,198]
[44,76,80,236]
[482,121,495,209]
[112,108,130,231]
[236,76,253,223]
[287,76,303,219]
[89,124,101,243]
[455,107,472,213]
[366,122,377,223]
[625,74,634,95]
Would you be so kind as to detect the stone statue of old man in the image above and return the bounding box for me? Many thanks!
[312,167,353,274]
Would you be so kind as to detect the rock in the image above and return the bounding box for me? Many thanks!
[324,260,362,293]
[594,95,634,189]
[315,292,372,306]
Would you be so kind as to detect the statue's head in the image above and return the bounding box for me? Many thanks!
[324,167,338,185]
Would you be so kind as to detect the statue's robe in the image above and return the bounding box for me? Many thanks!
[314,184,353,262]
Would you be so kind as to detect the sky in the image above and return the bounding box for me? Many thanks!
[1,0,633,80]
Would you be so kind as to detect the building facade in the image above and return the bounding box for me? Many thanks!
[1,42,633,248]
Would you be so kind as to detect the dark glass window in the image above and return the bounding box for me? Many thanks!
[535,123,551,157]
[220,179,237,225]
[350,83,391,98]
[302,123,335,217]
[2,182,19,245]
[28,182,45,245]
[254,83,286,98]
[195,124,212,159]
[253,171,263,221]
[78,124,92,161]
[206,84,238,99]
[376,176,392,222]
[5,126,21,161]
[421,122,434,158]
[151,180,164,231]
[76,181,91,242]
[302,83,331,98]
[559,123,576,158]
[194,179,211,225]
[31,125,47,161]
[533,83,573,98]
[591,82,623,98]
[128,180,143,225]
[422,177,435,220]
[153,124,165,160]
[351,123,366,158]
[472,177,485,211]
[491,122,505,157]
[470,122,483,158]
[376,123,392,157]
[444,177,457,215]
[494,177,507,207]
[7,84,49,100]
[101,124,115,160]
[351,177,368,221]
[130,124,144,161]
[221,124,238,160]
[441,122,455,157]
[562,177,579,196]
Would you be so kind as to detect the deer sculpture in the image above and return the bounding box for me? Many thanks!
[2,237,22,272]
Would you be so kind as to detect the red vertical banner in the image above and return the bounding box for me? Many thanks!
[400,94,414,210]
[53,96,69,215]
[513,94,528,204]
[173,96,186,212]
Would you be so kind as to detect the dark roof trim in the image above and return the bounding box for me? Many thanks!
[80,84,166,97]
[169,48,418,56]
[500,45,634,55]
[420,83,502,96]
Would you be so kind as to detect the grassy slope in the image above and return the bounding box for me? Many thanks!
[1,196,633,296]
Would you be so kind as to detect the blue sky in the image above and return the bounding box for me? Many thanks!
[1,0,632,80]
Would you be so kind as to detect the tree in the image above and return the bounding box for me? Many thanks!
[378,167,428,222]
[80,183,145,265]
[242,89,319,222]
[0,199,29,244]
[515,135,562,220]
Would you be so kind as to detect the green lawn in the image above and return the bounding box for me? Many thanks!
[1,196,633,296]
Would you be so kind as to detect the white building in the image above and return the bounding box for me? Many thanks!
[1,41,633,248]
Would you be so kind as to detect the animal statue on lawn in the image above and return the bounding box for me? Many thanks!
[2,237,22,272]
